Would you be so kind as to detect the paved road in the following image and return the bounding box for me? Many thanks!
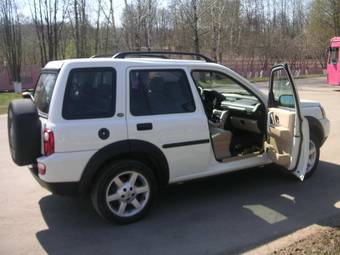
[1,77,340,255]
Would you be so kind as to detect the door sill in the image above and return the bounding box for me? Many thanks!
[221,151,262,163]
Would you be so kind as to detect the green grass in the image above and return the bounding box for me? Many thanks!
[0,92,22,114]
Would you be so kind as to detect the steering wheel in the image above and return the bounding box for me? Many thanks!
[211,91,225,109]
[197,86,205,100]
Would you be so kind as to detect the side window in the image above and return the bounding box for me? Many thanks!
[130,69,195,116]
[329,47,339,64]
[271,69,295,109]
[34,72,58,115]
[63,68,116,119]
[191,70,252,96]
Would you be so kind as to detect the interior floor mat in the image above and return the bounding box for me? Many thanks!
[239,145,261,155]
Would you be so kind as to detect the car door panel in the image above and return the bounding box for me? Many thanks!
[126,68,211,181]
[267,64,309,180]
[268,108,296,162]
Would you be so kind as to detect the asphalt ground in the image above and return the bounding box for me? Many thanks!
[0,77,339,255]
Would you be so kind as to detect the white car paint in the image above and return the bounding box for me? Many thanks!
[36,58,329,184]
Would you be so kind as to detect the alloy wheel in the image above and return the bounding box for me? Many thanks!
[105,171,150,217]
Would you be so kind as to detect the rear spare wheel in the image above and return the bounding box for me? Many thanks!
[8,99,41,166]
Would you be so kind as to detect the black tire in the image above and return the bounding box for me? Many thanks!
[91,160,157,224]
[304,133,320,179]
[7,99,41,166]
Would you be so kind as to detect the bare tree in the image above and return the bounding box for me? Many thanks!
[72,0,87,57]
[0,0,330,76]
[121,0,137,50]
[31,0,67,66]
[94,0,101,54]
[191,0,200,53]
[108,0,118,51]
[99,0,118,53]
[0,0,22,88]
[209,0,226,62]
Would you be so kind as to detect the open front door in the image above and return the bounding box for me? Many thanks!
[266,64,309,180]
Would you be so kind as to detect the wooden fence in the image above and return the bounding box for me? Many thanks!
[0,59,324,91]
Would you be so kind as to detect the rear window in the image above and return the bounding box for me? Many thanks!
[34,72,58,115]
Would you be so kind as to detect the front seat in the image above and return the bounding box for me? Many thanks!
[148,76,167,114]
[210,127,232,160]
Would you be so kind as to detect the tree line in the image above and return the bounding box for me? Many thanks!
[0,0,340,84]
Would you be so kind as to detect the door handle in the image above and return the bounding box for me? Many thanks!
[268,111,275,126]
[137,123,153,131]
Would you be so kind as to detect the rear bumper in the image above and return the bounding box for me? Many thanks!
[29,165,79,196]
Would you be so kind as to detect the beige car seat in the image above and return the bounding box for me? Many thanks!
[209,109,232,160]
[210,127,232,159]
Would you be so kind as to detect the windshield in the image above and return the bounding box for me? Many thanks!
[34,72,58,115]
[191,71,253,97]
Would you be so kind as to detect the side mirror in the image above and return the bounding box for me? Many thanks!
[279,94,294,108]
[22,91,34,100]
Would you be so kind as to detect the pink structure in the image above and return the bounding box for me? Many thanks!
[327,37,340,85]
[0,65,40,92]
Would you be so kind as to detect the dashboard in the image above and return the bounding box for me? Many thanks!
[221,93,262,113]
[209,92,265,134]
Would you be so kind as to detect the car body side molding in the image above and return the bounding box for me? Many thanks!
[163,139,210,148]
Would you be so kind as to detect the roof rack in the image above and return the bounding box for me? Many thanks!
[90,54,112,58]
[112,51,214,62]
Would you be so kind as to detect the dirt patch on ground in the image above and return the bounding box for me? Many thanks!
[273,227,340,255]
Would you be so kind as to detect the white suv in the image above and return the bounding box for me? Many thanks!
[7,52,330,224]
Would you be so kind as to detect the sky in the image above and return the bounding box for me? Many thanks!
[15,0,311,26]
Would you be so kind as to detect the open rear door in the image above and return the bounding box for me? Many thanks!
[266,64,309,180]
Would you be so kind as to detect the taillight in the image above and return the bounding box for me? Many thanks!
[43,128,54,156]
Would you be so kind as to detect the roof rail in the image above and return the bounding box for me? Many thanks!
[90,54,112,58]
[112,51,214,62]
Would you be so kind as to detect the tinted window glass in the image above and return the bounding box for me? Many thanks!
[130,70,195,116]
[63,68,116,119]
[34,72,58,115]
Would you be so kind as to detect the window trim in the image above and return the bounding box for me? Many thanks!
[129,68,196,116]
[62,67,117,120]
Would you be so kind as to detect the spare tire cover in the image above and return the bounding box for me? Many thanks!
[8,99,41,166]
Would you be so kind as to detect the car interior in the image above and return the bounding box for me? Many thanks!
[191,71,267,161]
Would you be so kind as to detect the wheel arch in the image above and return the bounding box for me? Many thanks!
[78,140,169,193]
[306,116,324,146]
